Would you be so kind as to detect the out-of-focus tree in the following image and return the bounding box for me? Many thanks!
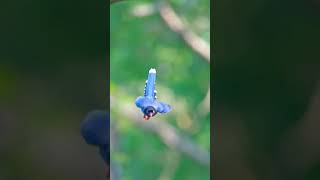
[110,0,210,179]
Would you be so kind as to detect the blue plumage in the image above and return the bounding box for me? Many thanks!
[145,69,156,98]
[135,68,171,120]
[81,110,109,164]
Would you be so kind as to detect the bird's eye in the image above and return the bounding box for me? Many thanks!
[143,106,157,116]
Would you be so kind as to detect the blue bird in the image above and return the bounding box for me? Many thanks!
[81,110,109,165]
[135,68,171,120]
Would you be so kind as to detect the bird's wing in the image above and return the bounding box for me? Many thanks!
[81,110,109,146]
[157,101,172,113]
[135,96,146,108]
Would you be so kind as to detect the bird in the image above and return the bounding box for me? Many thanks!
[80,110,109,177]
[135,68,171,120]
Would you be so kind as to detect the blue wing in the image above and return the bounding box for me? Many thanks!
[135,96,146,108]
[157,101,172,113]
[81,110,109,165]
[81,110,109,146]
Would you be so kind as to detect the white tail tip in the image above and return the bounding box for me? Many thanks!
[149,68,156,74]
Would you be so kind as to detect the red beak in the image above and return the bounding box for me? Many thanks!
[144,114,150,120]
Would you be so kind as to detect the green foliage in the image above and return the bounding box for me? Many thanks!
[111,0,210,179]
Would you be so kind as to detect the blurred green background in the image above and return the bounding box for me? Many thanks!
[110,0,210,180]
[0,0,107,179]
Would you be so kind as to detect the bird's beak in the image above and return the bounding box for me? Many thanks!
[144,114,150,120]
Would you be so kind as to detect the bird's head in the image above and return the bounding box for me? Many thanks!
[143,106,157,120]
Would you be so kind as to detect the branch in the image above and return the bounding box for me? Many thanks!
[197,87,210,117]
[158,1,211,114]
[111,96,210,167]
[158,1,210,63]
[110,121,123,180]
